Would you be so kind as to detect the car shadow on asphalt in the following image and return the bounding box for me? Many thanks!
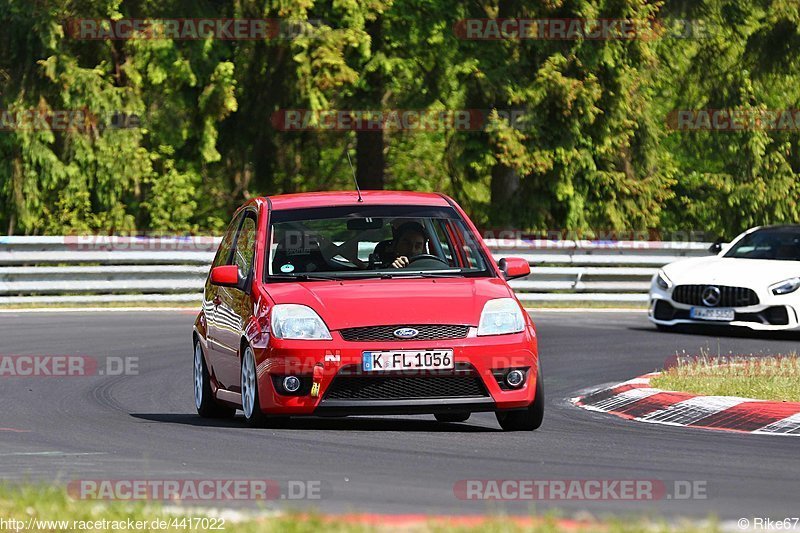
[130,413,500,432]
[629,324,800,342]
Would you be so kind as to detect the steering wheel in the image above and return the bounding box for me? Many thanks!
[405,254,449,267]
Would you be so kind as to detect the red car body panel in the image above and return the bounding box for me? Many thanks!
[194,191,539,417]
[264,277,514,330]
[266,190,451,210]
[256,332,538,415]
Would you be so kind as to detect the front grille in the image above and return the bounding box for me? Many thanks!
[655,300,790,325]
[672,285,759,307]
[324,373,488,400]
[339,324,470,342]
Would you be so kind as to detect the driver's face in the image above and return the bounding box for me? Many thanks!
[396,232,426,257]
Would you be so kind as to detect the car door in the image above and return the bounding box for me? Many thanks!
[205,212,243,387]
[214,209,258,390]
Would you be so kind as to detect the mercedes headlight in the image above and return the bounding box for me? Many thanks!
[655,270,672,291]
[770,277,800,296]
[477,298,525,336]
[271,304,332,340]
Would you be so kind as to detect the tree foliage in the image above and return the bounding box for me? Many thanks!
[0,0,798,237]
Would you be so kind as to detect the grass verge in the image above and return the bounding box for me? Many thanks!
[0,484,721,533]
[651,354,800,402]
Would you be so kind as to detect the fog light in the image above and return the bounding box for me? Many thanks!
[506,369,525,388]
[283,375,301,393]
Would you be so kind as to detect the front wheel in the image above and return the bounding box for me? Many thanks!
[194,340,235,419]
[241,345,269,427]
[496,364,544,431]
[240,345,288,427]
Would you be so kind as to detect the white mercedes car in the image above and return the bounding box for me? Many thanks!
[649,225,800,331]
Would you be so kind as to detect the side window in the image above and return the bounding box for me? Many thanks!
[212,214,243,268]
[232,214,257,275]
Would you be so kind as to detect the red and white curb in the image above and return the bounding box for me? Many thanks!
[572,373,800,436]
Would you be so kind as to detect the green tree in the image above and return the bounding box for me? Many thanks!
[658,0,800,237]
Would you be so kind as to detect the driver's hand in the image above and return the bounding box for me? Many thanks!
[391,256,409,268]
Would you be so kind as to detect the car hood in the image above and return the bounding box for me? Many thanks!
[663,256,800,288]
[265,277,514,330]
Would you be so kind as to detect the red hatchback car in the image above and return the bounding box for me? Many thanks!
[193,191,543,431]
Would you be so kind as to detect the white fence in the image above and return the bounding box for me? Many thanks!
[0,236,715,305]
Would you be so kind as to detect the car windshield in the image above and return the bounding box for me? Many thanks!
[265,205,493,280]
[724,227,800,261]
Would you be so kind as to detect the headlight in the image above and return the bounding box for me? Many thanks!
[477,298,525,336]
[271,304,332,340]
[655,271,672,291]
[770,277,800,296]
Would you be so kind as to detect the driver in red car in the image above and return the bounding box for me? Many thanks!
[385,221,429,268]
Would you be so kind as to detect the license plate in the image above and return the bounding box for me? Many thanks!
[690,307,735,321]
[362,350,454,372]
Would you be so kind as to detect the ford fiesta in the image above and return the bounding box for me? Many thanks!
[649,225,800,331]
[192,191,543,431]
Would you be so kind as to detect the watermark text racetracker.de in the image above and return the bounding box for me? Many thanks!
[667,109,800,131]
[250,351,536,376]
[454,479,708,501]
[453,18,714,40]
[68,479,324,501]
[64,233,219,252]
[480,228,711,249]
[0,109,140,132]
[1,516,226,532]
[0,355,138,377]
[270,108,526,132]
[664,354,800,376]
[66,18,323,41]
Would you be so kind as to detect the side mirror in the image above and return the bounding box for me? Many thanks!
[210,265,241,288]
[499,257,530,280]
[708,239,724,255]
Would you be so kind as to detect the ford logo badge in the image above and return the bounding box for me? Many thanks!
[393,327,419,339]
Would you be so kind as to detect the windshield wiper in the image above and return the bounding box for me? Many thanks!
[267,274,341,282]
[382,271,465,278]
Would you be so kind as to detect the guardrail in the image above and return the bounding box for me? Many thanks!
[0,236,715,306]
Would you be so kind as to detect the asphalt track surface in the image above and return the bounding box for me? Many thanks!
[1,309,799,521]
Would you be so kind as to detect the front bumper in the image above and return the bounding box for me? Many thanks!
[314,398,497,416]
[648,295,800,331]
[252,327,538,416]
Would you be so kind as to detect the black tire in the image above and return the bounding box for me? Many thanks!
[194,340,236,419]
[241,345,270,427]
[496,364,544,431]
[240,345,289,428]
[434,412,471,423]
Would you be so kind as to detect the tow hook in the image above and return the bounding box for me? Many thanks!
[310,363,324,397]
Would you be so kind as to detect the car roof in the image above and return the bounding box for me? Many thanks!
[263,190,452,211]
[750,224,800,232]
